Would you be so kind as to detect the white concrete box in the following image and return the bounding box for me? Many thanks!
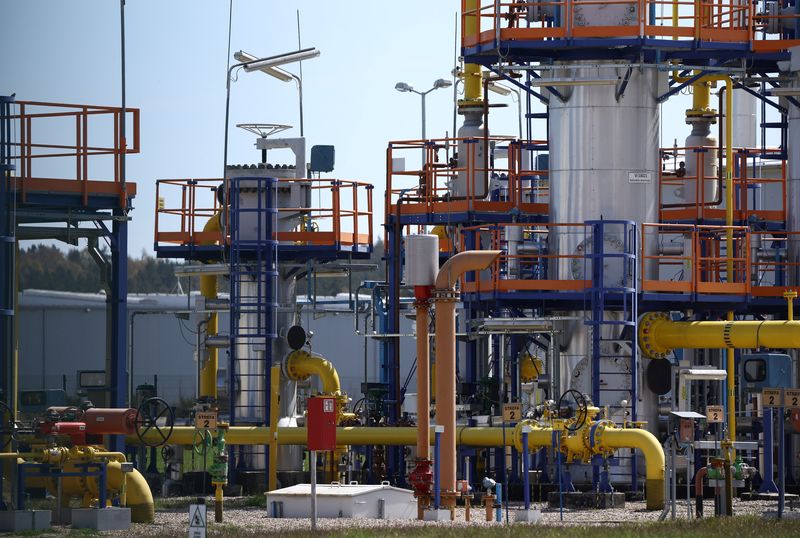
[266,482,417,520]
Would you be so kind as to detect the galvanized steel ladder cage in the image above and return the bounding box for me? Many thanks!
[228,176,278,478]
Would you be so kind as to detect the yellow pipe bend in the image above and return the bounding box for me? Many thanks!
[639,311,800,359]
[199,211,222,399]
[285,349,342,395]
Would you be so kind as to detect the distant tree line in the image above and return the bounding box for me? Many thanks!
[18,240,386,297]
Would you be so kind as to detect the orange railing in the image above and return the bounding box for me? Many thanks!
[386,136,549,220]
[444,221,799,297]
[5,100,140,206]
[155,178,373,250]
[749,231,800,296]
[458,222,591,293]
[462,0,799,51]
[659,146,786,223]
[641,223,696,293]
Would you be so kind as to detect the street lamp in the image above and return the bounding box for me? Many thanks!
[395,78,453,140]
[234,50,306,136]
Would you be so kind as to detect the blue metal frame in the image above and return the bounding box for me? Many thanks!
[228,176,278,482]
[17,461,108,510]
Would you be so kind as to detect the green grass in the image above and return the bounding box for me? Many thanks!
[198,516,800,538]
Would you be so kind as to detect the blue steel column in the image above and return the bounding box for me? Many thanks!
[109,208,128,452]
[385,216,403,483]
[0,96,16,510]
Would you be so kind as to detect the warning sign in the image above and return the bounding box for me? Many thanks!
[189,502,207,538]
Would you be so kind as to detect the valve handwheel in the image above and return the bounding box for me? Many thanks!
[557,389,589,432]
[192,429,213,455]
[0,401,17,449]
[135,397,175,447]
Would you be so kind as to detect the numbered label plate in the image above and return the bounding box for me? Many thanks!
[785,389,800,409]
[503,403,521,422]
[706,405,724,423]
[762,388,783,408]
[195,411,217,430]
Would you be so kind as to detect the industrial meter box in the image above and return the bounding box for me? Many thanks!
[307,397,337,451]
[739,353,792,391]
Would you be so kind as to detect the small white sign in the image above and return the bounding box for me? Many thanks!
[189,503,207,538]
[323,399,334,413]
[628,172,652,184]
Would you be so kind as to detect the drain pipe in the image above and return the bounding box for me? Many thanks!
[433,250,502,505]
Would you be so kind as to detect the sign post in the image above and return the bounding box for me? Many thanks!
[188,497,207,538]
[307,396,337,531]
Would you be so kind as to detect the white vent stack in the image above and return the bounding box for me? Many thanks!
[404,234,439,287]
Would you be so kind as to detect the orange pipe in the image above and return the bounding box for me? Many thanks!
[433,250,501,494]
[416,300,431,460]
[435,250,502,289]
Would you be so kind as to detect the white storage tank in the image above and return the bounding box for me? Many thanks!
[266,482,417,520]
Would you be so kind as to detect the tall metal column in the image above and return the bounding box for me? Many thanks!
[108,208,128,452]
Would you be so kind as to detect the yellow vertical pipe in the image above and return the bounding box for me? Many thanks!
[269,364,280,491]
[463,0,483,103]
[199,212,222,399]
[723,77,735,452]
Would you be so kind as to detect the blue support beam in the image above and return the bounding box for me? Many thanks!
[108,209,128,452]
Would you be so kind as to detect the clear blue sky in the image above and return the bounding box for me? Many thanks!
[2,1,769,257]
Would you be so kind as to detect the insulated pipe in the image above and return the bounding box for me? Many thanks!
[639,312,800,359]
[199,211,222,399]
[284,349,342,395]
[433,250,502,496]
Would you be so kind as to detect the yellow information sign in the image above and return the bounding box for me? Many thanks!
[195,411,218,430]
[785,389,800,409]
[762,388,783,408]
[503,403,522,422]
[706,405,724,423]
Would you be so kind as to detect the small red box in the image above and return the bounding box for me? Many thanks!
[307,397,337,451]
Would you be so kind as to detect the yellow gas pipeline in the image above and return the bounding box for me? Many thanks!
[461,0,483,106]
[284,349,349,414]
[130,421,665,510]
[199,211,222,399]
[639,311,800,359]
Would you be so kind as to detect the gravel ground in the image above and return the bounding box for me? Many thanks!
[7,497,795,536]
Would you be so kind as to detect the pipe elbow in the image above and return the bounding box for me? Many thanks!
[434,250,502,290]
[285,350,342,395]
[199,212,223,299]
[598,426,665,510]
[124,467,155,523]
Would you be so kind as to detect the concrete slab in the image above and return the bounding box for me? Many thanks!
[741,492,800,502]
[423,508,451,521]
[548,491,626,509]
[0,510,51,532]
[514,509,542,523]
[71,507,131,531]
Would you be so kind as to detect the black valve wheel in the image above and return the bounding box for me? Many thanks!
[0,401,17,449]
[557,389,589,432]
[135,397,174,447]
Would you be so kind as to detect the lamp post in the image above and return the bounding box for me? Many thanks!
[396,79,452,168]
[395,79,452,141]
[234,50,306,137]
